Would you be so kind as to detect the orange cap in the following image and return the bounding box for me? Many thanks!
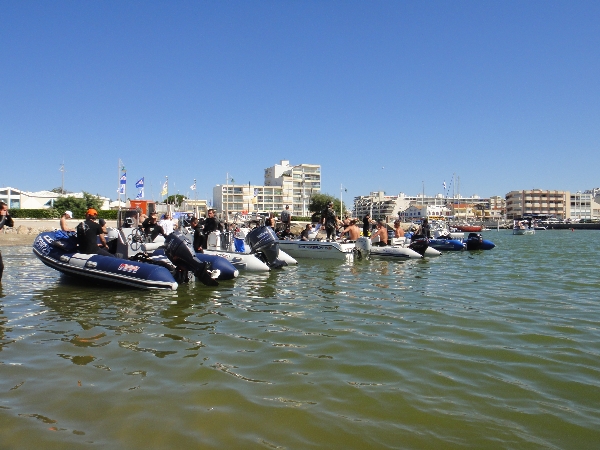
[86,208,98,216]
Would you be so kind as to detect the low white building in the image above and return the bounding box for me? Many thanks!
[399,204,452,221]
[0,186,111,210]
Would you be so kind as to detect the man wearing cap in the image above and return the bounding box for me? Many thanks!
[60,210,75,232]
[280,205,291,232]
[141,211,166,242]
[76,208,114,257]
[321,201,338,241]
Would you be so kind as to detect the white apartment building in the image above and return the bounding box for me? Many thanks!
[212,160,321,218]
[570,189,600,221]
[353,192,489,220]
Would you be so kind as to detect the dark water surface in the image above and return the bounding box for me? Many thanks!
[1,230,600,449]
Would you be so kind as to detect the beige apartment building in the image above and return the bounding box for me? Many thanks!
[505,189,569,220]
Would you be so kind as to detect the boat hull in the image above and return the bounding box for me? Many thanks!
[194,252,240,279]
[369,245,425,259]
[428,239,466,251]
[33,232,178,290]
[277,240,355,260]
[202,249,269,272]
[513,229,535,235]
[454,225,483,232]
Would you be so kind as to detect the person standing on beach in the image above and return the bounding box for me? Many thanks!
[0,201,15,282]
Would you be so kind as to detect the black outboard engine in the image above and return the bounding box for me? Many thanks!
[465,232,483,251]
[164,231,219,286]
[409,234,429,257]
[246,226,287,269]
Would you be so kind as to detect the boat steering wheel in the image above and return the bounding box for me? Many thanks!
[127,228,146,251]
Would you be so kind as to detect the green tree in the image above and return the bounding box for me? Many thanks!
[308,193,348,219]
[166,194,186,207]
[52,192,103,219]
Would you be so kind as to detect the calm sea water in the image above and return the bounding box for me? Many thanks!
[1,230,600,449]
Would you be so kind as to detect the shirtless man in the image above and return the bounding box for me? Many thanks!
[339,219,360,241]
[60,211,75,232]
[393,220,404,243]
[370,220,388,246]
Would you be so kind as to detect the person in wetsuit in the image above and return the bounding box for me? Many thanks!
[141,212,166,242]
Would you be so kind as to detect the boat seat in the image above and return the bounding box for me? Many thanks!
[142,242,163,252]
[114,229,130,259]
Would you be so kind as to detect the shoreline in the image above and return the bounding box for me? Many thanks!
[0,219,118,247]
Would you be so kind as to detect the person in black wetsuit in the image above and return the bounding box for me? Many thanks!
[363,213,374,237]
[190,217,204,252]
[141,212,166,242]
[0,201,15,281]
[417,218,431,238]
[201,209,222,249]
[321,202,338,241]
[76,208,114,257]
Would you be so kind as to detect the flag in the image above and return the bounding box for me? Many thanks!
[136,188,144,199]
[190,180,196,191]
[135,177,144,188]
[119,173,126,194]
[161,180,168,196]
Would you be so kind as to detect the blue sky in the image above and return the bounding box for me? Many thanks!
[1,1,599,205]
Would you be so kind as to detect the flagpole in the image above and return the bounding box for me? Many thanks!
[340,183,343,218]
[226,173,229,224]
[117,159,121,207]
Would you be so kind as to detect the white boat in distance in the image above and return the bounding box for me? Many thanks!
[513,220,535,235]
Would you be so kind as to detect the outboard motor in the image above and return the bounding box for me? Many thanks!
[164,231,220,286]
[246,226,287,269]
[409,234,429,257]
[355,236,372,259]
[465,232,484,251]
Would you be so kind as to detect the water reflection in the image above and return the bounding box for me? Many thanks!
[0,299,8,352]
[3,235,600,448]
